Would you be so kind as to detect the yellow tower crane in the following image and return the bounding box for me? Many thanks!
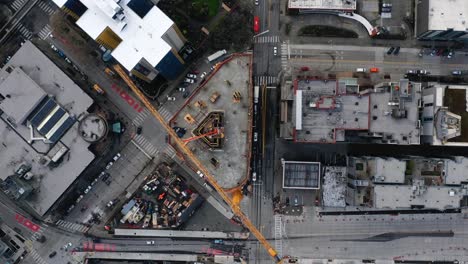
[113,65,282,263]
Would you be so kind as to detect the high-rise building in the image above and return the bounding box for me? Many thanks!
[52,0,187,81]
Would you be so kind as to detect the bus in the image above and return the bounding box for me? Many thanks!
[207,49,227,62]
[254,16,260,33]
[254,85,259,103]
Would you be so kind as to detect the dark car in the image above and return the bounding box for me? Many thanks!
[136,126,142,135]
[183,91,190,98]
[393,46,400,55]
[101,173,110,182]
[387,47,395,55]
[105,179,111,186]
[49,251,57,258]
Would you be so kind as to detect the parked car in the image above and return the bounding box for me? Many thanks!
[255,0,259,5]
[406,69,416,74]
[178,87,185,92]
[105,161,113,170]
[197,170,204,178]
[184,78,195,84]
[101,173,110,181]
[393,46,400,55]
[167,96,176,101]
[386,47,395,55]
[84,185,92,194]
[252,172,257,182]
[452,70,462,75]
[253,132,258,142]
[417,69,429,75]
[50,44,58,52]
[447,50,454,59]
[105,178,112,185]
[112,153,121,161]
[186,73,197,79]
[200,72,207,79]
[430,48,437,56]
[183,91,190,98]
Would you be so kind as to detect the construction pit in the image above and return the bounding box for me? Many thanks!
[170,54,253,190]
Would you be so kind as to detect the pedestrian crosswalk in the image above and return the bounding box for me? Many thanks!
[26,246,48,264]
[10,0,27,11]
[158,106,173,122]
[163,145,176,159]
[132,108,150,126]
[274,215,283,259]
[255,76,277,86]
[254,35,280,44]
[133,134,159,156]
[38,0,57,15]
[281,43,289,71]
[30,226,45,241]
[38,24,52,40]
[56,219,90,233]
[16,23,33,40]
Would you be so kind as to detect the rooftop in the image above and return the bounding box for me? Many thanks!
[282,160,321,189]
[445,157,468,185]
[288,0,356,10]
[374,183,466,210]
[322,166,347,207]
[52,0,174,71]
[293,79,369,143]
[427,0,468,31]
[0,41,94,216]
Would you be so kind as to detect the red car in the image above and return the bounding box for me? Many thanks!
[300,66,310,71]
[254,16,260,33]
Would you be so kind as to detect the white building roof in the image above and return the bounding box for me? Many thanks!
[428,0,468,31]
[371,158,406,184]
[54,0,174,71]
[288,0,356,10]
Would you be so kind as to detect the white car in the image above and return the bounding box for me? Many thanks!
[105,161,113,170]
[178,87,186,92]
[184,78,195,84]
[253,132,258,142]
[273,46,278,56]
[64,57,72,64]
[255,0,259,5]
[186,73,197,79]
[252,172,257,182]
[112,153,121,161]
[406,69,416,74]
[167,96,176,101]
[356,68,367,72]
[200,72,207,79]
[197,170,204,178]
[50,45,58,52]
[84,185,92,194]
[146,241,155,245]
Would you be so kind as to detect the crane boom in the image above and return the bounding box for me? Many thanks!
[183,128,220,143]
[113,65,281,262]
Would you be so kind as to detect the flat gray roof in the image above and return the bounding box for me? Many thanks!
[294,79,369,143]
[368,81,421,145]
[368,158,406,184]
[445,157,468,185]
[282,160,321,189]
[374,184,463,210]
[0,41,94,216]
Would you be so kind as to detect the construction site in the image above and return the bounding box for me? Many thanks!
[170,54,253,190]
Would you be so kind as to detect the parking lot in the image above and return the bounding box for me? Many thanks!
[65,142,152,225]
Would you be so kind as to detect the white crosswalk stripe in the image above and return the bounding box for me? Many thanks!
[255,76,277,86]
[254,35,280,44]
[38,24,52,40]
[30,226,45,241]
[28,248,48,264]
[38,0,56,15]
[158,106,173,122]
[16,24,33,40]
[55,219,90,233]
[133,134,159,156]
[132,108,150,126]
[11,0,27,11]
[164,145,176,158]
[281,43,289,70]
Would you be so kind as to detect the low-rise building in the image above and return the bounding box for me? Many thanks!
[0,41,95,218]
[281,78,422,145]
[416,0,468,41]
[52,0,187,82]
[0,221,27,263]
[346,156,468,210]
[281,159,321,189]
[288,0,356,13]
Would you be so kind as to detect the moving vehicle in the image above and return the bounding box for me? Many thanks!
[356,68,367,72]
[393,46,400,55]
[273,46,278,56]
[252,172,257,182]
[49,251,57,258]
[136,126,142,134]
[93,84,105,95]
[452,70,462,75]
[447,50,454,59]
[207,50,227,62]
[254,16,260,33]
[370,67,379,73]
[255,0,259,5]
[386,47,395,55]
[254,86,259,103]
[253,132,258,142]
